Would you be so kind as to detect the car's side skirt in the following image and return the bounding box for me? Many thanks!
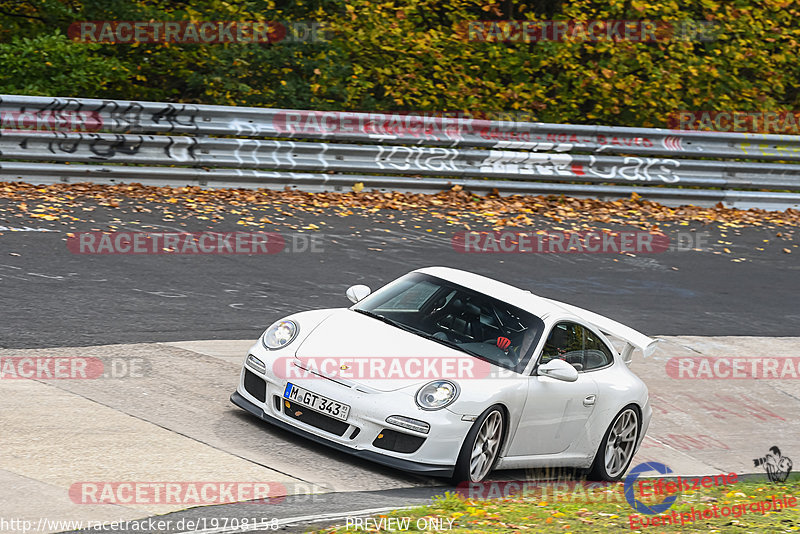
[495,453,595,471]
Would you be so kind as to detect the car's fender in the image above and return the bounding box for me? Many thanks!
[581,361,650,457]
[438,375,529,458]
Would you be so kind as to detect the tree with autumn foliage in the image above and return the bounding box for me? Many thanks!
[1,0,799,128]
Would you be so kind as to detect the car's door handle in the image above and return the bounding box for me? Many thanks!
[583,395,596,407]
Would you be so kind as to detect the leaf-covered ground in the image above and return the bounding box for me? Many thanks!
[2,182,797,265]
[1,182,799,233]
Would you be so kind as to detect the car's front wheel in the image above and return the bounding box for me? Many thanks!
[452,406,505,483]
[588,405,640,481]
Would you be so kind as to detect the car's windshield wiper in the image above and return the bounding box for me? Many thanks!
[401,326,482,359]
[416,332,471,353]
[352,308,419,334]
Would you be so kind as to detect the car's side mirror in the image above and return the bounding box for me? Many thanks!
[537,358,579,382]
[346,284,371,303]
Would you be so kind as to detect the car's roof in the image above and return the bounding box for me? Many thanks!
[413,266,569,319]
[412,266,656,357]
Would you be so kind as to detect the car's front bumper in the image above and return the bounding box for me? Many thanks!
[232,341,477,478]
[230,390,455,477]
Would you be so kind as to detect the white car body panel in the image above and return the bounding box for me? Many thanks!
[232,266,654,479]
[541,297,660,358]
[293,309,475,392]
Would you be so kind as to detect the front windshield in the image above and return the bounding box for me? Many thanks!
[353,273,545,373]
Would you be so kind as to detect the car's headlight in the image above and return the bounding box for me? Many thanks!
[415,380,459,411]
[262,319,298,350]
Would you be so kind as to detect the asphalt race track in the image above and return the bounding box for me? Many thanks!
[1,201,799,348]
[1,198,799,533]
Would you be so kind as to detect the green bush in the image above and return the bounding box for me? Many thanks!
[1,0,799,127]
[0,32,129,96]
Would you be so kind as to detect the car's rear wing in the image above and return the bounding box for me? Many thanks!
[541,298,659,364]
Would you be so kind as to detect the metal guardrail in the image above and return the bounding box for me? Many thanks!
[1,94,800,209]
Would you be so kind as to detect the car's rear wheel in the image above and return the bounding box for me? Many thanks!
[588,405,640,481]
[452,406,505,483]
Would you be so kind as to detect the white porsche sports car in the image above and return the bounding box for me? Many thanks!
[231,267,656,483]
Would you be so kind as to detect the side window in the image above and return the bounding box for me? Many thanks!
[540,322,584,367]
[539,322,614,372]
[583,329,614,371]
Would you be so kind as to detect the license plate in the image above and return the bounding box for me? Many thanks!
[283,383,350,421]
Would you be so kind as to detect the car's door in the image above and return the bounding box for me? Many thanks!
[507,321,599,456]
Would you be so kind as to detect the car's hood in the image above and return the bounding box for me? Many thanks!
[292,308,488,392]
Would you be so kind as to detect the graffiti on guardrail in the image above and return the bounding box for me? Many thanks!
[269,110,663,153]
[374,146,460,172]
[15,132,146,160]
[0,130,788,189]
[2,95,800,204]
[546,133,657,150]
[86,134,145,160]
[37,98,145,132]
[586,156,682,183]
[163,136,201,162]
[478,151,576,176]
[151,103,200,133]
[0,96,206,134]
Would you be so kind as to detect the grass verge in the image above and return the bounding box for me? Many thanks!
[312,477,800,533]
